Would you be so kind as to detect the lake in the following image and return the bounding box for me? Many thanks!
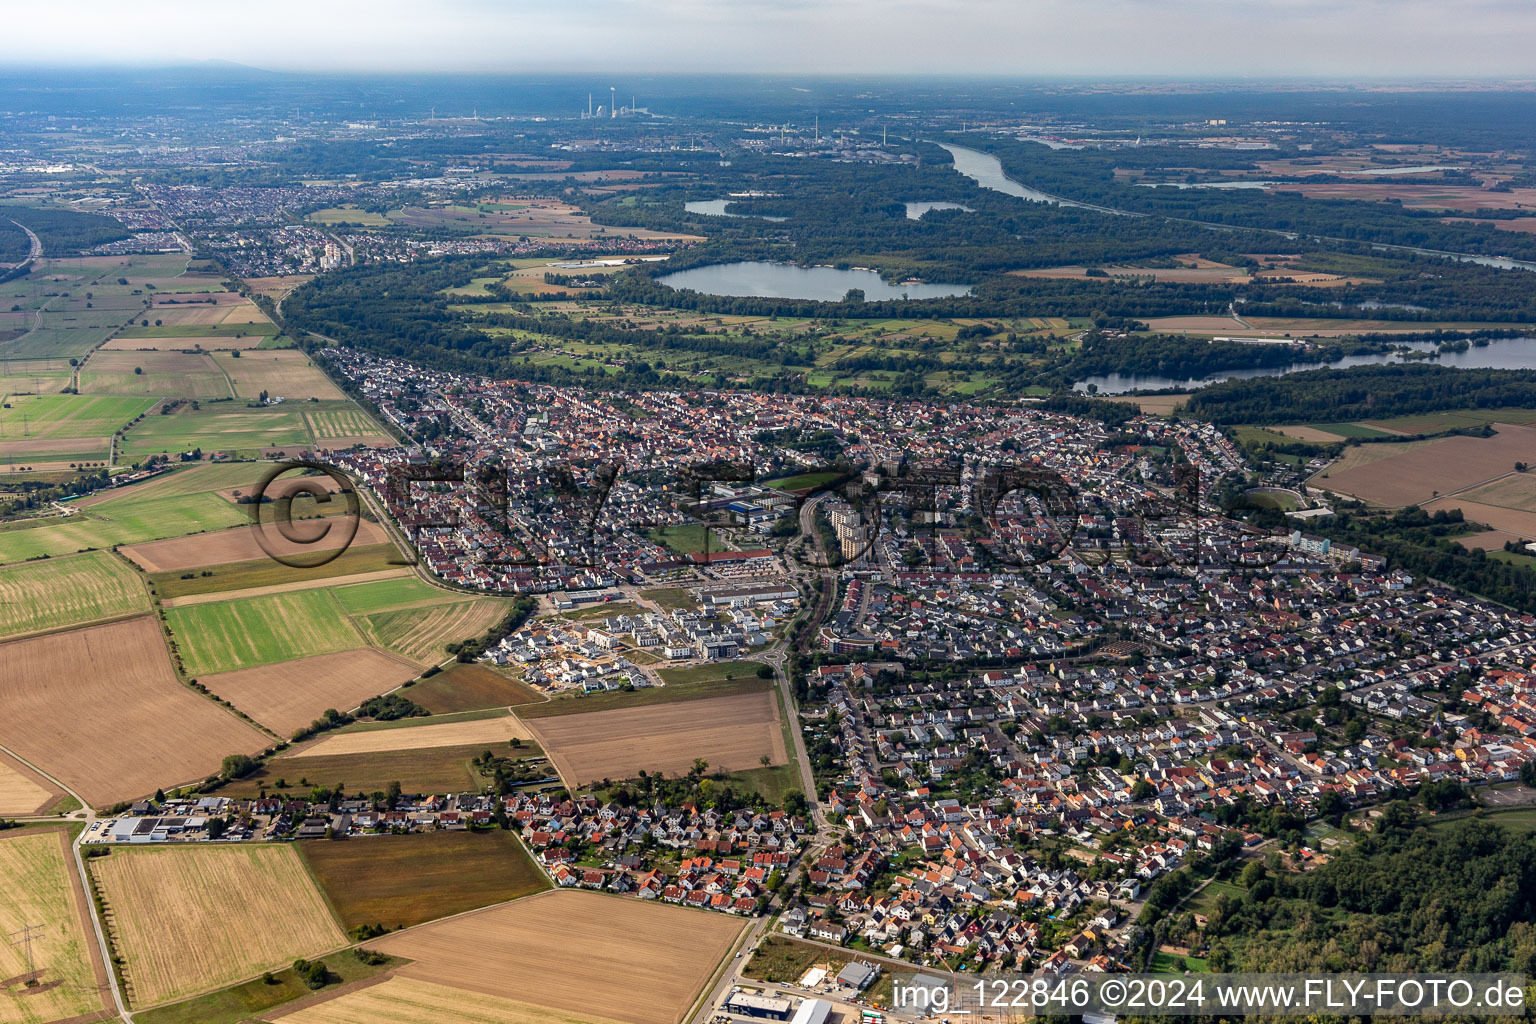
[938,143,1128,215]
[1074,336,1536,394]
[905,201,973,220]
[684,199,787,222]
[656,261,972,301]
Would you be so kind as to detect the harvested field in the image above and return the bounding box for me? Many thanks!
[1454,528,1532,551]
[370,890,743,1024]
[77,351,232,398]
[299,830,548,933]
[289,714,532,759]
[524,689,785,787]
[271,976,629,1024]
[0,549,148,640]
[357,599,507,667]
[161,567,413,609]
[0,750,60,816]
[0,617,269,807]
[1011,260,1250,283]
[93,844,347,1008]
[1443,471,1536,512]
[0,829,111,1024]
[243,276,314,301]
[200,648,422,737]
[214,351,343,401]
[119,515,386,573]
[407,663,545,714]
[1310,425,1536,506]
[1103,393,1188,417]
[1425,499,1536,544]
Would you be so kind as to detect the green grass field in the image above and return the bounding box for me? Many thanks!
[0,490,248,562]
[298,830,549,933]
[0,394,155,441]
[331,575,461,614]
[118,403,312,459]
[0,549,148,638]
[760,470,843,492]
[167,588,364,676]
[647,523,714,554]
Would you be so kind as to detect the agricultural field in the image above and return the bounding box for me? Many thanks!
[304,404,394,447]
[92,844,347,1008]
[0,828,110,1024]
[0,548,148,640]
[368,890,743,1024]
[299,830,548,932]
[0,750,62,816]
[516,675,774,719]
[271,976,631,1024]
[122,520,392,574]
[523,688,786,787]
[0,473,253,563]
[132,948,398,1024]
[242,275,314,302]
[214,741,524,798]
[167,588,367,676]
[405,663,545,714]
[387,200,694,242]
[78,351,232,398]
[0,616,269,807]
[305,206,390,227]
[199,648,423,737]
[117,403,312,460]
[356,598,507,666]
[214,350,344,401]
[0,394,154,465]
[288,712,533,759]
[102,333,268,351]
[1310,424,1536,506]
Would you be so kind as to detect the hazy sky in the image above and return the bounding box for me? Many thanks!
[7,0,1535,77]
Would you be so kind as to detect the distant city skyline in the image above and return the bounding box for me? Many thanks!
[5,0,1535,79]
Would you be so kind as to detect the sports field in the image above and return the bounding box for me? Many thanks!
[299,830,548,932]
[0,828,110,1024]
[0,548,148,640]
[0,616,270,807]
[368,890,742,1024]
[93,844,347,1008]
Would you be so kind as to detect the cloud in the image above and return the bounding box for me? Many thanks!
[2,0,1532,77]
